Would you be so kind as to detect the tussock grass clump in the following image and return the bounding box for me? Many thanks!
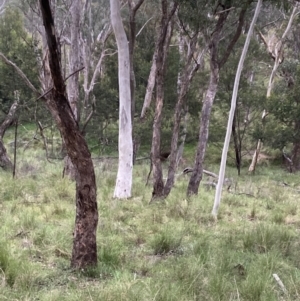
[149,226,183,255]
[242,223,295,255]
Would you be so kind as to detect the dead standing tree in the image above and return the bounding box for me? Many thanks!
[39,0,98,269]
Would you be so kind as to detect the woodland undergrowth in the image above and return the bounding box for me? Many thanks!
[0,130,300,301]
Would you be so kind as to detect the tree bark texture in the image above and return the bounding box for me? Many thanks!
[151,0,178,199]
[39,0,98,269]
[110,0,133,198]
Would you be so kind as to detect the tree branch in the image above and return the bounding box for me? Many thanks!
[0,52,39,94]
[218,0,252,68]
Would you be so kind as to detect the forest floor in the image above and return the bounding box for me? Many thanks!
[1,133,300,300]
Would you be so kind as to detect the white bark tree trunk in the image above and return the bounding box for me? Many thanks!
[110,0,133,198]
[212,0,262,218]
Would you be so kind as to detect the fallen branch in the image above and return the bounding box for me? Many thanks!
[273,273,287,295]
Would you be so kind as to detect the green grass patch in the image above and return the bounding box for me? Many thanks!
[1,144,300,300]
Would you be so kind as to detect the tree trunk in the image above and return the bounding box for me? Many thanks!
[187,63,219,196]
[151,1,177,200]
[176,105,189,168]
[110,0,133,198]
[0,97,18,171]
[212,0,262,218]
[140,4,174,120]
[187,1,250,196]
[39,0,98,269]
[140,48,157,119]
[163,32,203,197]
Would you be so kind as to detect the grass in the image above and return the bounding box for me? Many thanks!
[1,134,300,300]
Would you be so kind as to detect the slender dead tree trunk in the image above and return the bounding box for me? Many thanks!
[249,4,298,173]
[212,0,262,218]
[187,1,251,196]
[151,0,178,200]
[110,0,133,198]
[0,94,19,171]
[39,0,98,269]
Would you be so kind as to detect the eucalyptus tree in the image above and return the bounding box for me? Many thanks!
[162,14,207,197]
[149,0,178,199]
[110,0,133,198]
[39,0,98,268]
[187,0,255,196]
[212,0,262,218]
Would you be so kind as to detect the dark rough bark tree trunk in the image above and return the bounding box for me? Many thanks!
[0,98,18,171]
[151,0,178,200]
[39,0,98,269]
